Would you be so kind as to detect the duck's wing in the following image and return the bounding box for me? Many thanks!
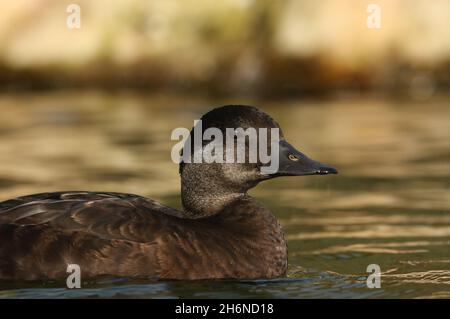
[0,191,183,241]
[0,191,183,279]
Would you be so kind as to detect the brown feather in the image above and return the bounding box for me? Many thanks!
[0,191,286,280]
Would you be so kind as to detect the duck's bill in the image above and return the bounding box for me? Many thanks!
[273,140,338,176]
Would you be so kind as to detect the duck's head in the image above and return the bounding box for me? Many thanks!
[179,105,337,216]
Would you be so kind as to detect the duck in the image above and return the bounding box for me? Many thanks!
[0,105,337,281]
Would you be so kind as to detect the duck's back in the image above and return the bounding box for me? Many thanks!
[0,192,178,280]
[0,192,287,280]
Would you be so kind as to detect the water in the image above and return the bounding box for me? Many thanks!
[0,91,449,298]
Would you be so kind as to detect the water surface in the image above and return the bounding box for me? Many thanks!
[0,92,449,298]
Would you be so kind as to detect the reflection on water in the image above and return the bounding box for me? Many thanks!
[0,92,449,298]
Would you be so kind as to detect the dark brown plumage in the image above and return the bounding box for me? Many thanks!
[0,105,336,280]
[0,191,286,280]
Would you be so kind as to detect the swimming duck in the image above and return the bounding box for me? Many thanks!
[0,105,336,280]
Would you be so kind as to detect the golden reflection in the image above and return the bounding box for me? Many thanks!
[298,241,450,255]
[287,225,450,240]
[383,270,450,285]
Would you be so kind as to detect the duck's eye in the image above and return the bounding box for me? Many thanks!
[288,154,299,161]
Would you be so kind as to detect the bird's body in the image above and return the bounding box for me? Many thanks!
[0,191,286,280]
[0,105,336,281]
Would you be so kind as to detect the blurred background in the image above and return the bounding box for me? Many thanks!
[0,0,449,97]
[0,0,449,298]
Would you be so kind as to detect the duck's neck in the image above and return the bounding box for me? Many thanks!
[180,164,249,218]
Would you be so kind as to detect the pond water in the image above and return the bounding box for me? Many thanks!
[0,91,449,298]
